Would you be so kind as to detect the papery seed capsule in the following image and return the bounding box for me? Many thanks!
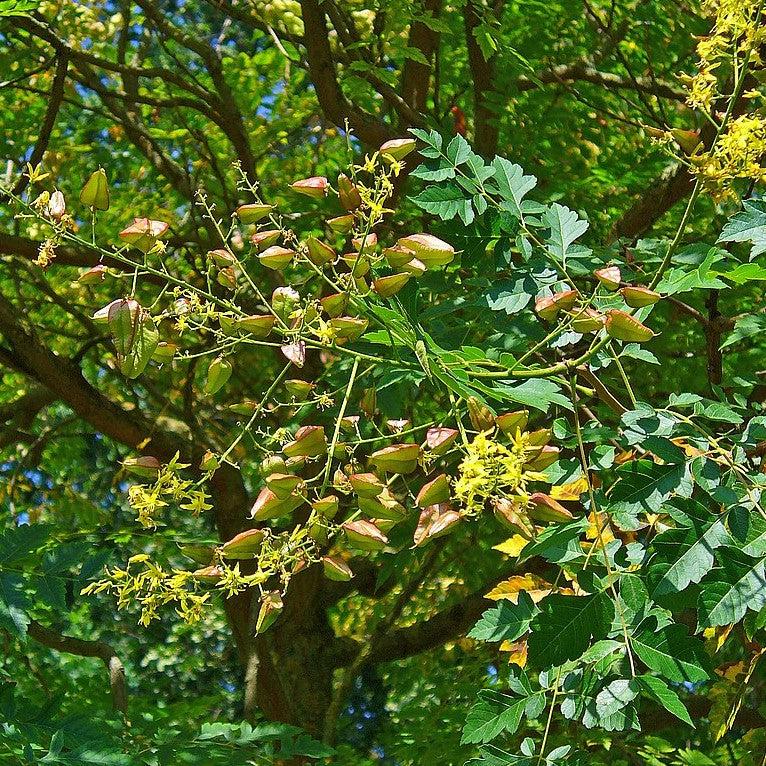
[594,266,621,291]
[329,316,368,341]
[492,498,534,538]
[123,455,160,478]
[204,356,232,395]
[369,443,420,474]
[305,237,335,266]
[374,272,411,298]
[535,290,578,321]
[256,591,283,633]
[271,286,300,320]
[322,556,353,581]
[290,176,328,199]
[327,215,354,234]
[199,450,220,472]
[416,473,451,508]
[379,137,417,161]
[236,314,275,338]
[283,425,327,458]
[152,342,176,364]
[525,446,560,471]
[118,218,169,252]
[570,308,605,333]
[413,503,461,546]
[349,472,385,498]
[179,544,215,565]
[78,264,108,284]
[424,427,458,454]
[47,190,66,220]
[620,286,661,308]
[312,494,339,518]
[401,258,426,276]
[342,519,388,551]
[527,492,574,523]
[266,472,303,498]
[358,489,407,521]
[352,232,377,251]
[236,203,273,224]
[207,248,236,268]
[384,244,416,267]
[285,379,314,400]
[281,341,306,367]
[496,411,529,436]
[220,529,266,559]
[320,292,348,318]
[251,229,281,250]
[605,310,656,342]
[397,234,455,269]
[192,565,223,583]
[217,267,237,289]
[259,245,294,270]
[260,455,287,476]
[80,168,110,210]
[467,397,495,432]
[338,173,362,211]
[250,487,303,521]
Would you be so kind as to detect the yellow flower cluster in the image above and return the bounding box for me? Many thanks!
[82,555,211,626]
[454,432,537,515]
[687,0,765,111]
[694,115,766,197]
[128,455,211,528]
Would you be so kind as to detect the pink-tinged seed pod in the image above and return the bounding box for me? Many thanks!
[256,591,283,633]
[123,455,160,478]
[605,310,656,342]
[374,272,411,298]
[594,266,621,291]
[290,176,329,199]
[258,245,294,270]
[338,174,362,211]
[47,190,66,220]
[424,427,458,454]
[322,556,354,581]
[78,264,108,284]
[349,472,385,498]
[416,473,451,508]
[220,529,267,559]
[535,290,578,321]
[118,218,169,252]
[281,341,306,367]
[283,425,327,458]
[492,498,534,538]
[251,229,281,251]
[369,443,420,474]
[527,493,574,523]
[379,137,417,161]
[396,234,455,269]
[620,286,661,308]
[236,203,273,224]
[413,503,461,547]
[342,520,388,551]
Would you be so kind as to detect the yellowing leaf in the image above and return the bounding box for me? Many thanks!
[551,476,589,501]
[585,512,615,544]
[499,640,528,667]
[486,574,552,603]
[492,535,528,557]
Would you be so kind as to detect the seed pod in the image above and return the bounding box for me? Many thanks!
[605,310,656,342]
[322,556,353,581]
[413,503,461,546]
[305,236,335,266]
[349,472,385,498]
[47,190,66,220]
[108,299,158,379]
[236,203,273,224]
[152,342,176,364]
[92,299,122,325]
[250,487,303,521]
[374,272,411,298]
[207,248,236,268]
[123,455,160,478]
[370,443,420,474]
[204,356,232,395]
[192,565,223,583]
[179,544,215,565]
[527,492,574,523]
[386,419,411,433]
[416,473,451,508]
[594,266,621,291]
[251,229,281,251]
[260,455,287,476]
[340,415,360,433]
[327,215,354,234]
[338,173,362,210]
[401,258,427,276]
[397,234,455,269]
[259,245,294,270]
[342,519,388,551]
[526,446,560,471]
[424,427,458,454]
[220,528,267,559]
[266,472,303,498]
[358,489,407,521]
[467,397,495,432]
[285,379,314,400]
[283,425,327,458]
[329,316,368,341]
[527,428,551,448]
[496,411,529,436]
[78,264,108,284]
[620,286,661,308]
[290,176,328,198]
[320,292,348,318]
[492,498,534,538]
[570,307,605,333]
[379,137,417,161]
[281,341,306,367]
[219,316,238,337]
[535,289,578,321]
[340,252,370,277]
[199,450,219,472]
[670,128,702,155]
[236,314,275,338]
[312,494,339,519]
[256,591,283,634]
[118,218,169,252]
[80,168,110,210]
[217,267,237,289]
[383,244,415,267]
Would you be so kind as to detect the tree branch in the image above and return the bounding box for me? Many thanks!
[27,620,128,714]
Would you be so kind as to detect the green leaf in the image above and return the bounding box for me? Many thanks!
[718,198,766,258]
[632,622,712,683]
[528,592,615,668]
[461,693,536,744]
[0,0,38,16]
[655,251,728,295]
[489,158,537,218]
[594,679,639,719]
[607,460,692,517]
[543,203,589,263]
[721,315,766,349]
[410,182,474,224]
[636,675,694,727]
[498,379,573,412]
[697,552,766,628]
[650,517,730,596]
[468,593,536,642]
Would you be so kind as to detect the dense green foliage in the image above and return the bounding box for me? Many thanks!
[2,1,766,765]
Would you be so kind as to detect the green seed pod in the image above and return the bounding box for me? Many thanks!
[416,473,451,508]
[322,556,353,581]
[369,443,420,474]
[349,472,385,498]
[424,427,458,454]
[496,411,529,436]
[342,519,388,551]
[327,215,354,234]
[374,272,411,298]
[204,356,232,395]
[220,529,266,559]
[282,425,327,458]
[236,314,275,338]
[605,310,656,342]
[236,203,274,224]
[467,396,495,432]
[123,455,160,478]
[256,591,283,634]
[413,503,461,546]
[527,492,574,523]
[594,266,621,291]
[305,237,335,266]
[258,245,294,270]
[79,168,110,210]
[379,137,417,161]
[396,234,455,269]
[620,286,661,308]
[337,173,362,211]
[251,229,282,251]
